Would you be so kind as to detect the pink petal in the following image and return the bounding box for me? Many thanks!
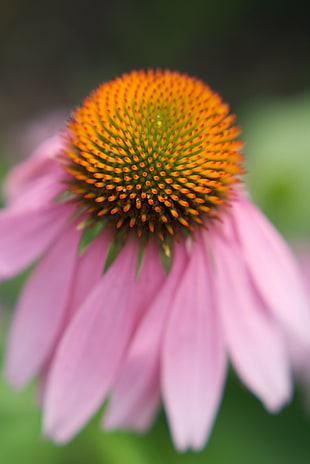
[4,135,64,202]
[211,229,292,411]
[104,242,187,432]
[6,172,66,212]
[5,223,81,388]
[37,233,112,405]
[161,233,226,451]
[232,196,310,345]
[69,232,112,315]
[0,204,74,280]
[298,249,310,283]
[43,239,160,443]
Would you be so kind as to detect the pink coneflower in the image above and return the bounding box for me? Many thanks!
[1,70,310,451]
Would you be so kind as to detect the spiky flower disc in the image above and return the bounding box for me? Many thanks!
[62,70,244,242]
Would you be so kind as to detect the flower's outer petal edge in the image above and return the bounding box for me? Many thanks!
[103,241,187,432]
[43,238,164,443]
[4,134,64,202]
[232,196,310,346]
[211,224,292,412]
[162,232,226,451]
[0,203,75,281]
[5,223,81,388]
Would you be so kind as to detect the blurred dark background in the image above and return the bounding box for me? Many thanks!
[1,0,309,131]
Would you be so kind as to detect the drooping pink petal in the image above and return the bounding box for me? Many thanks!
[232,196,310,346]
[104,242,187,432]
[6,172,66,213]
[68,233,112,316]
[43,239,161,444]
[161,233,226,451]
[5,223,81,388]
[211,228,292,411]
[37,232,112,405]
[0,203,74,281]
[298,248,310,283]
[4,135,64,202]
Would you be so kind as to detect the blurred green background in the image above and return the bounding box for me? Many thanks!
[1,0,310,463]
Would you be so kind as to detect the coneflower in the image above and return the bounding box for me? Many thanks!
[2,70,310,451]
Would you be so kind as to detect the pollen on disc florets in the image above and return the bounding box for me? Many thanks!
[61,69,244,242]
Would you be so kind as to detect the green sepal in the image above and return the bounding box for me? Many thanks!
[135,239,147,279]
[103,235,126,273]
[54,189,74,203]
[78,222,105,254]
[77,217,96,230]
[159,239,173,274]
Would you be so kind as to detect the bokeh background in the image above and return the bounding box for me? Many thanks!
[1,1,310,463]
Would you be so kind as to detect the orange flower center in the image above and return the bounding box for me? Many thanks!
[62,70,244,243]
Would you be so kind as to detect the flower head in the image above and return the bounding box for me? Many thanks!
[1,70,310,451]
[63,70,243,245]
